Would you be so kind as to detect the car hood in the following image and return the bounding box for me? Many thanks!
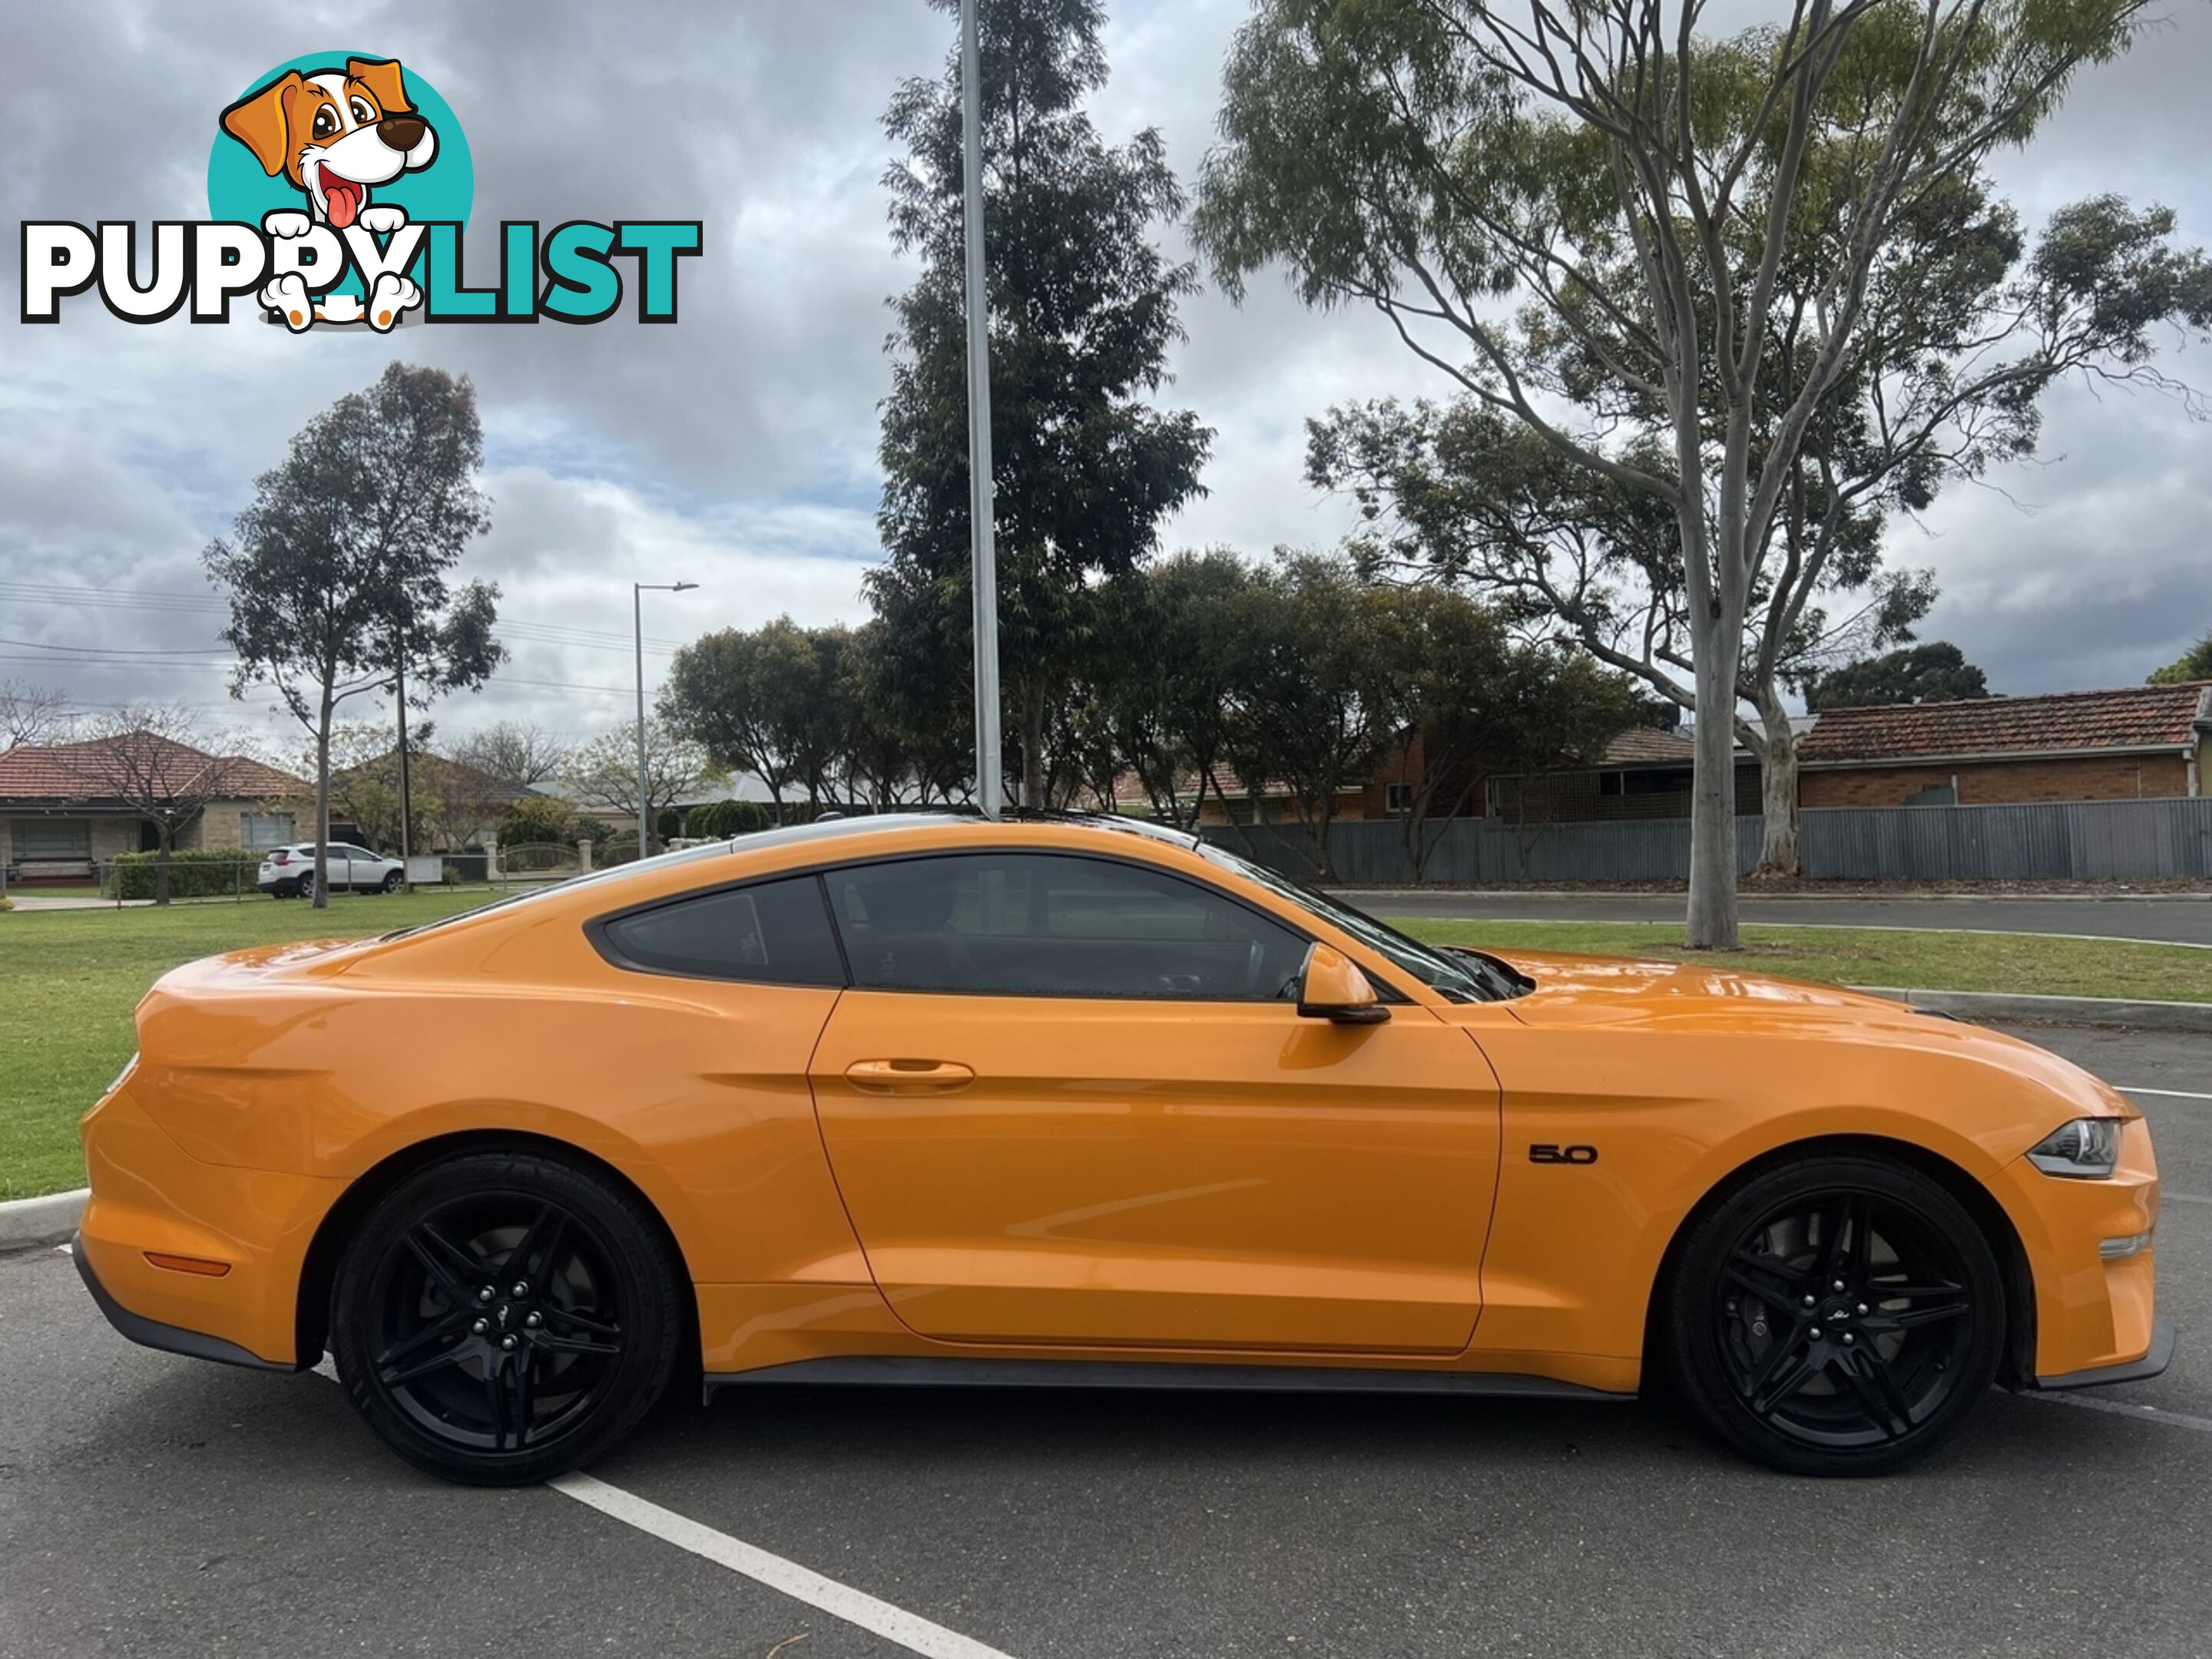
[1486,946,1902,1013]
[1476,948,1929,1028]
[1457,946,2136,1121]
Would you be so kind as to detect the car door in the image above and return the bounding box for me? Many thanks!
[806,849,1502,1356]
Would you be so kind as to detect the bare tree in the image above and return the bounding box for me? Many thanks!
[560,720,719,855]
[450,720,570,789]
[1,680,70,750]
[61,704,274,905]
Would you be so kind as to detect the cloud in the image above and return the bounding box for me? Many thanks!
[2,0,2209,761]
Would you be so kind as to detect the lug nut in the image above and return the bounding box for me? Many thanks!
[471,1319,488,1334]
[525,1312,541,1328]
[501,1335,518,1350]
[1841,1332,1856,1345]
[512,1282,529,1297]
[1832,1280,1846,1293]
[478,1286,495,1304]
[1856,1303,1869,1316]
[1802,1294,1816,1306]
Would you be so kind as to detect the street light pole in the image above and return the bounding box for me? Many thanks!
[634,580,697,859]
[961,0,1003,819]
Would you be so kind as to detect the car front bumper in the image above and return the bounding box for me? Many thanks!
[2028,1318,2176,1391]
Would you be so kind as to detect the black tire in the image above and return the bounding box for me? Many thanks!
[331,1151,684,1485]
[1664,1154,2004,1476]
[381,869,403,892]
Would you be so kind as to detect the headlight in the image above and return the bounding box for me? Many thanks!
[2028,1117,2121,1179]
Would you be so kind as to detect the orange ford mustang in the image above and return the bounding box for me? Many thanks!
[75,813,2168,1482]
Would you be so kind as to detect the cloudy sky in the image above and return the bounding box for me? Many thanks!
[4,0,2209,764]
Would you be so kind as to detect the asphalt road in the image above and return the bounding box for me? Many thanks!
[3,1021,2207,1659]
[1339,889,2212,945]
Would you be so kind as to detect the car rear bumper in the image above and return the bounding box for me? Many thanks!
[72,1233,298,1372]
[76,1084,340,1370]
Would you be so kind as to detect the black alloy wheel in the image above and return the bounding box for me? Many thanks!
[1667,1154,2004,1475]
[332,1152,683,1485]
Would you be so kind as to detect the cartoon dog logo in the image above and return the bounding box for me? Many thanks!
[218,56,433,330]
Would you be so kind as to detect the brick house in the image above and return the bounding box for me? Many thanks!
[1799,683,2212,806]
[0,736,306,883]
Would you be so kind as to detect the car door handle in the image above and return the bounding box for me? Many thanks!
[844,1058,977,1095]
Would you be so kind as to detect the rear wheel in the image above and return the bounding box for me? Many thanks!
[1665,1154,2003,1476]
[331,1152,683,1485]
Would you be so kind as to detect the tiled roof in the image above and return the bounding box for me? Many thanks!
[1602,727,1695,765]
[0,734,305,804]
[1802,683,2212,764]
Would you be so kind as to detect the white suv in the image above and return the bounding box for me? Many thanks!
[257,842,406,899]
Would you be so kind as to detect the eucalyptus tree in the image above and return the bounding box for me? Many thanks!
[1196,0,2204,942]
[207,363,498,909]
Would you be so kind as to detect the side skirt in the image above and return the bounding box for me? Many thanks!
[705,1355,1634,1403]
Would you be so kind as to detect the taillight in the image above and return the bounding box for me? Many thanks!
[270,851,290,865]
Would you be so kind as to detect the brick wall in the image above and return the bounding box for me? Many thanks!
[1801,753,2190,808]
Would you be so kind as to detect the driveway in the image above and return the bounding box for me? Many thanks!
[1337,889,2212,946]
[3,1022,2207,1658]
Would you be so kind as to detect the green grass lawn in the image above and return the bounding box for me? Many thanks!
[2,897,2207,1201]
[1394,919,2212,1003]
[0,890,495,1200]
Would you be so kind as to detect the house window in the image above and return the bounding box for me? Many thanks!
[240,812,296,849]
[17,818,91,860]
[1384,783,1415,816]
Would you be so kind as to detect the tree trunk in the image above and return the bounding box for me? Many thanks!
[1684,642,1743,949]
[395,645,414,894]
[1020,684,1046,811]
[1751,691,1802,878]
[313,697,333,912]
[154,826,172,907]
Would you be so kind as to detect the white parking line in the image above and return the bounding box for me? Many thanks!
[551,1472,1020,1659]
[2166,1193,2212,1205]
[271,1327,1018,1657]
[2120,1085,2212,1102]
[2032,1394,2212,1434]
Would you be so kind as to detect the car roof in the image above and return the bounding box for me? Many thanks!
[360,813,1207,945]
[728,810,1199,855]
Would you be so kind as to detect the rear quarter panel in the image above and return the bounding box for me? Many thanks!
[129,906,867,1287]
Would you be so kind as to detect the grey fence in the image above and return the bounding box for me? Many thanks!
[1201,796,2212,885]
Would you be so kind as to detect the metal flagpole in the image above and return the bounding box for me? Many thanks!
[961,0,1004,819]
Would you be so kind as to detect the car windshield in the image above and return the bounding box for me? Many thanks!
[1198,843,1528,1003]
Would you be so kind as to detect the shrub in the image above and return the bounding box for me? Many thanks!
[497,795,578,847]
[686,799,773,838]
[104,848,263,900]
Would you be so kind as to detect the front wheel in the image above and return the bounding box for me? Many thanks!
[1664,1154,2005,1476]
[331,1151,684,1485]
[381,869,403,892]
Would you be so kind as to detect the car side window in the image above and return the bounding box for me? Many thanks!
[824,852,1309,1002]
[598,874,846,987]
